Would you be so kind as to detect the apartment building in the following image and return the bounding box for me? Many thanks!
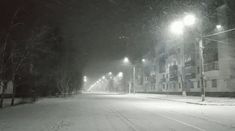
[135,3,235,96]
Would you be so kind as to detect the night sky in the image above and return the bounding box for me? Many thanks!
[62,0,160,79]
[1,0,233,83]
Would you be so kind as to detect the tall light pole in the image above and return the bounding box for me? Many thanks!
[169,14,231,101]
[199,39,205,101]
[133,65,136,94]
[170,14,196,97]
[123,57,136,94]
[83,76,88,91]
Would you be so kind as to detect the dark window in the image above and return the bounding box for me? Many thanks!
[191,82,194,88]
[177,48,180,53]
[169,65,178,81]
[179,83,181,88]
[197,81,200,88]
[203,41,218,64]
[159,56,166,73]
[212,79,217,88]
[203,41,219,72]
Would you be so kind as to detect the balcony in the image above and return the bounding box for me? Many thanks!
[169,65,178,81]
[185,73,196,79]
[184,66,196,74]
[204,61,219,72]
[169,74,178,81]
[185,60,195,67]
[160,77,166,83]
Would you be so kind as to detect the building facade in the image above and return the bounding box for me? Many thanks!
[135,3,235,96]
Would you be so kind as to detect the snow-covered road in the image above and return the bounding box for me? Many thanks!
[0,94,235,131]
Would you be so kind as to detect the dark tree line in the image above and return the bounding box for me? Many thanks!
[0,0,83,108]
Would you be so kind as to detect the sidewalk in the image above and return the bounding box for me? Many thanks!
[1,98,31,108]
[132,93,235,106]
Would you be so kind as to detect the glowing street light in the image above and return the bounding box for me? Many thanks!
[168,13,235,101]
[183,14,196,26]
[170,20,184,35]
[170,14,196,35]
[122,56,136,94]
[102,76,106,79]
[118,72,123,78]
[142,58,146,63]
[108,72,112,75]
[123,57,130,64]
[169,14,196,97]
[216,24,223,31]
[83,76,87,82]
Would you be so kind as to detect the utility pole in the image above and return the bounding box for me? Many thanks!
[199,27,235,101]
[181,37,186,96]
[199,39,205,101]
[133,66,136,94]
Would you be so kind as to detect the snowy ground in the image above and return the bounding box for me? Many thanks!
[0,93,235,131]
[132,93,235,106]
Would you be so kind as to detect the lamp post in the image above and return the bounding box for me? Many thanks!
[169,14,231,101]
[169,14,197,97]
[123,57,136,94]
[83,76,88,91]
[199,39,205,101]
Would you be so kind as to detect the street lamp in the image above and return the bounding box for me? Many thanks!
[216,24,223,31]
[122,57,136,94]
[102,76,106,79]
[118,72,123,78]
[83,76,87,82]
[183,14,196,26]
[123,57,130,64]
[142,59,146,63]
[169,14,197,98]
[169,14,208,101]
[170,20,184,35]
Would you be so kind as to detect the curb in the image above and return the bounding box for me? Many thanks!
[141,96,235,106]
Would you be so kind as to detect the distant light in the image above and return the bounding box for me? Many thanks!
[108,72,112,75]
[170,20,184,35]
[118,72,123,78]
[142,59,146,63]
[216,24,223,31]
[183,14,196,26]
[102,76,105,79]
[83,76,87,82]
[123,57,130,64]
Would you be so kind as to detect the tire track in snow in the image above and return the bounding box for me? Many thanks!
[107,105,140,131]
[50,120,72,131]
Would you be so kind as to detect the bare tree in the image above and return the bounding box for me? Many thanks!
[0,8,24,107]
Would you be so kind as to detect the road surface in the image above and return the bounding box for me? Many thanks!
[0,93,235,131]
